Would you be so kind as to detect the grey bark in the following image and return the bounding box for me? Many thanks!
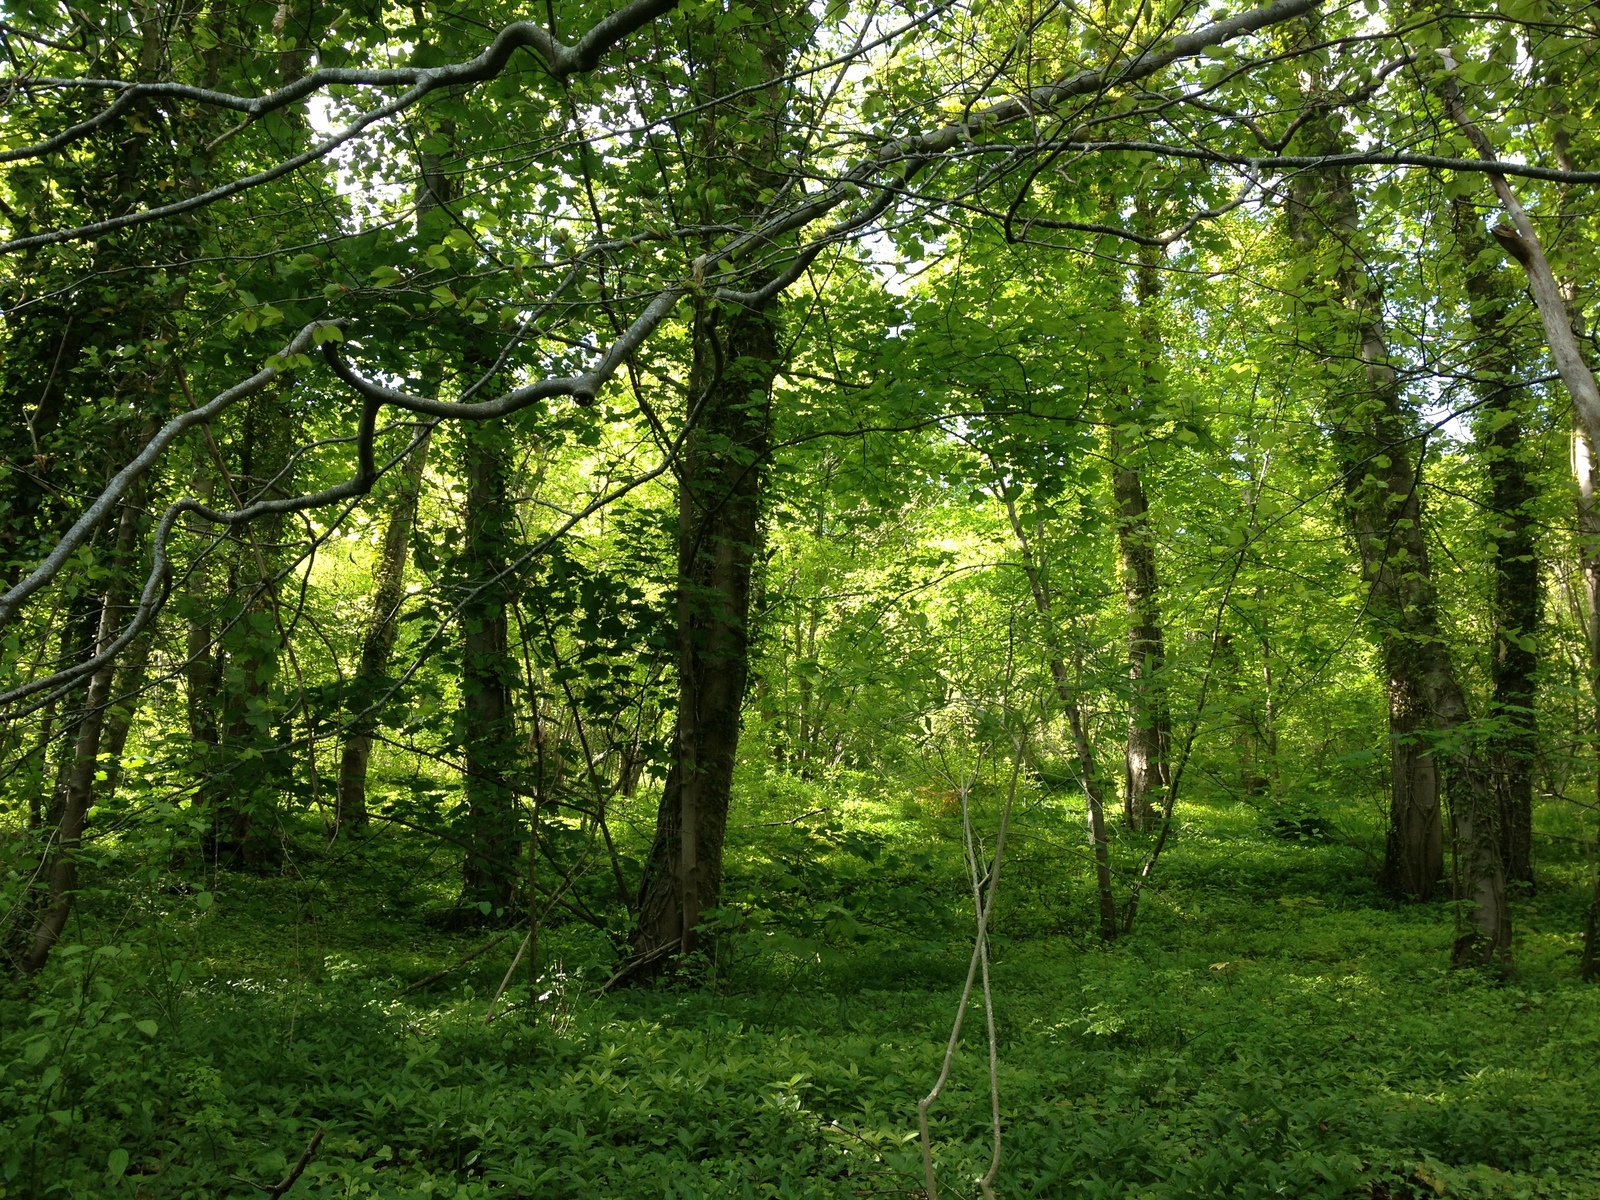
[1288,93,1508,964]
[1110,234,1172,831]
[336,428,431,834]
[1000,495,1117,941]
[1455,200,1540,887]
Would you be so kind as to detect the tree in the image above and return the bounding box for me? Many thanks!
[6,0,1600,981]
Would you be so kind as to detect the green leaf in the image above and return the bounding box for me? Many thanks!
[108,1148,129,1179]
[135,1020,159,1037]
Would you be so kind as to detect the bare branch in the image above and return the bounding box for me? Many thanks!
[0,320,337,632]
[0,0,682,253]
[323,288,682,414]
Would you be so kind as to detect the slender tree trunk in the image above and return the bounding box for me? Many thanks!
[1288,93,1507,963]
[98,628,153,801]
[41,590,104,831]
[1455,200,1539,887]
[210,392,296,870]
[1258,602,1281,793]
[185,563,223,816]
[17,496,145,976]
[458,425,520,914]
[19,612,117,975]
[634,297,778,962]
[1576,428,1600,980]
[999,495,1117,940]
[337,429,431,835]
[1110,236,1172,831]
[25,700,57,831]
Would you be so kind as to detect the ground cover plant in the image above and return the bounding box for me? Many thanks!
[4,780,1600,1199]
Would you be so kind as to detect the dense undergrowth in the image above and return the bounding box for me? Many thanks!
[4,774,1599,1200]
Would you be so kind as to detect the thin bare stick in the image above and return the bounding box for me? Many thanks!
[918,734,1023,1200]
[484,932,532,1024]
[977,742,1023,1200]
[233,1127,324,1197]
[397,932,510,996]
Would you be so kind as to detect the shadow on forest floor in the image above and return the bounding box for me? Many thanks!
[3,787,1597,1199]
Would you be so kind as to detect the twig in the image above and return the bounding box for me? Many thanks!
[601,937,680,992]
[918,737,1022,1200]
[233,1128,324,1197]
[484,931,531,1025]
[397,932,510,996]
[760,807,827,826]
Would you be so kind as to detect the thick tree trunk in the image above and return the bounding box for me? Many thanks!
[1289,110,1445,899]
[633,298,778,962]
[1382,676,1443,899]
[337,429,431,835]
[1455,201,1539,887]
[1288,96,1507,962]
[458,426,520,914]
[1111,239,1172,831]
[628,0,795,973]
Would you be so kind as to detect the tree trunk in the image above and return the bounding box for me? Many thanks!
[628,0,796,972]
[458,425,520,914]
[17,496,145,976]
[98,627,154,801]
[1287,93,1507,962]
[18,612,118,975]
[209,391,296,870]
[184,487,224,824]
[633,297,779,962]
[1576,428,1600,980]
[1110,236,1172,831]
[337,428,431,835]
[1455,200,1539,887]
[41,590,105,830]
[999,495,1118,941]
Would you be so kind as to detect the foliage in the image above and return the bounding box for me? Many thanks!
[4,788,1599,1199]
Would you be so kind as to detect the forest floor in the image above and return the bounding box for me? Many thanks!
[4,780,1599,1200]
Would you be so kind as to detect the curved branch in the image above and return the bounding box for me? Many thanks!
[0,320,337,631]
[1041,138,1600,184]
[0,284,679,704]
[322,287,681,415]
[0,392,382,710]
[0,0,680,253]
